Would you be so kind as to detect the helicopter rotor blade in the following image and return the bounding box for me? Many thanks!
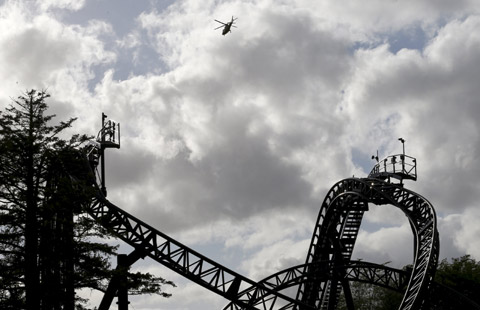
[215,19,227,25]
[214,25,224,30]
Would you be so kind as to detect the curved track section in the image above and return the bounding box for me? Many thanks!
[223,260,480,310]
[297,178,439,310]
[223,261,410,310]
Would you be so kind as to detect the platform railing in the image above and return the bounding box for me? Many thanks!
[368,154,417,181]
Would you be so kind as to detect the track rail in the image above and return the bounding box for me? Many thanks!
[224,259,480,310]
[80,154,314,310]
[71,116,479,310]
[223,261,410,310]
[297,178,439,310]
[77,144,444,309]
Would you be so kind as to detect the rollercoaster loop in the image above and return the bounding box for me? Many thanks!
[73,116,478,310]
[297,177,439,310]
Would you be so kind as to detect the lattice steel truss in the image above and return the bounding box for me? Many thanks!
[297,177,439,310]
[86,189,314,310]
[222,261,410,310]
[73,136,479,310]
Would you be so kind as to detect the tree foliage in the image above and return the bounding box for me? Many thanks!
[0,90,174,310]
[335,256,480,310]
[337,280,403,310]
[434,255,480,307]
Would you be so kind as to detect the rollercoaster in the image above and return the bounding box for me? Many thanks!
[73,115,479,310]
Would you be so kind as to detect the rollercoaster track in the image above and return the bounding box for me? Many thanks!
[223,260,480,310]
[63,115,480,310]
[76,141,447,310]
[79,154,315,310]
[297,178,439,310]
[222,261,410,310]
[299,192,368,309]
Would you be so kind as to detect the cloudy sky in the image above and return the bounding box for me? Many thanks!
[2,0,480,309]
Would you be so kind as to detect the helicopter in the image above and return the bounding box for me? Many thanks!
[214,16,237,35]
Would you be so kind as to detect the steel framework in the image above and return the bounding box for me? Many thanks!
[73,118,478,310]
[222,261,410,310]
[296,176,439,310]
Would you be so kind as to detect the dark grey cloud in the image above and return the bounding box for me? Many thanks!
[108,106,319,233]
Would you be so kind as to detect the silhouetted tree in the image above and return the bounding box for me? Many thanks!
[0,89,72,309]
[335,257,480,310]
[337,280,402,310]
[0,90,174,310]
[435,255,480,306]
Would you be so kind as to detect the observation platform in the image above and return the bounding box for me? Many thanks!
[368,154,417,182]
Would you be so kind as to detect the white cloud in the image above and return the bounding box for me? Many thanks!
[362,204,408,227]
[439,208,480,260]
[3,1,480,309]
[174,208,313,251]
[353,223,413,268]
[36,0,86,12]
[239,238,310,281]
[0,0,115,130]
[341,15,480,214]
[302,0,480,37]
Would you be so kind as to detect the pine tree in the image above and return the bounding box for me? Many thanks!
[0,90,174,310]
[0,89,66,309]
